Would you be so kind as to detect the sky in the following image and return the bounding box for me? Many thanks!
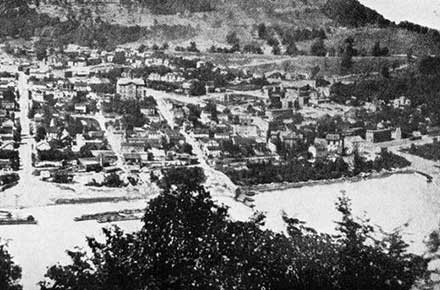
[359,0,440,29]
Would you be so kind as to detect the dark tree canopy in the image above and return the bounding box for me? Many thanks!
[310,38,327,56]
[39,170,427,290]
[0,242,22,290]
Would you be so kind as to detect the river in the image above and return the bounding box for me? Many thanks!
[0,201,146,290]
[253,173,439,254]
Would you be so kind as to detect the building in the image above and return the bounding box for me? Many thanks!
[366,129,392,143]
[309,138,328,159]
[391,96,411,109]
[233,124,259,138]
[121,141,146,154]
[326,133,344,154]
[116,78,146,100]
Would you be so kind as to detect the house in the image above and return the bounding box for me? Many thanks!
[205,81,215,93]
[427,126,440,137]
[79,158,102,172]
[202,140,222,158]
[87,130,105,140]
[46,127,59,140]
[73,81,90,92]
[116,78,146,100]
[0,99,16,111]
[265,85,285,109]
[163,72,185,83]
[76,135,105,149]
[214,132,231,141]
[90,150,118,167]
[326,134,343,154]
[0,157,12,171]
[282,89,299,110]
[193,128,210,140]
[391,96,411,109]
[74,103,88,114]
[123,152,142,164]
[232,124,259,138]
[121,141,146,154]
[309,138,328,159]
[344,136,367,155]
[281,131,304,147]
[366,129,392,143]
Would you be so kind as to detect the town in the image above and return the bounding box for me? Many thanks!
[0,41,437,209]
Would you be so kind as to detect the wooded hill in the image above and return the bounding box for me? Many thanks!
[3,0,440,56]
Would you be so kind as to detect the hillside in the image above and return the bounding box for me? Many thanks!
[2,0,440,56]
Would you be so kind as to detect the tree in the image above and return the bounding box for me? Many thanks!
[310,65,321,79]
[204,102,218,122]
[112,51,126,64]
[35,126,46,142]
[340,38,356,73]
[187,104,201,126]
[285,41,298,56]
[52,171,73,184]
[381,64,390,78]
[188,80,206,96]
[407,48,414,63]
[418,55,440,75]
[187,42,199,53]
[257,23,267,39]
[372,41,382,56]
[0,242,22,290]
[34,40,48,61]
[158,167,206,191]
[371,41,389,57]
[103,173,124,187]
[242,44,263,54]
[137,44,147,53]
[39,178,428,290]
[226,31,239,46]
[310,38,326,56]
[334,194,427,290]
[272,44,281,55]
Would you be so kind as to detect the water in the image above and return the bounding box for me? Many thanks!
[0,201,146,290]
[254,173,439,254]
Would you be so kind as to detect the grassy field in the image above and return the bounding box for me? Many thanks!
[243,55,408,77]
[177,51,407,77]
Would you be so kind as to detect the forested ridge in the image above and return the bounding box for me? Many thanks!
[1,0,440,53]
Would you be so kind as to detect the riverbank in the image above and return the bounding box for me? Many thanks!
[240,168,417,194]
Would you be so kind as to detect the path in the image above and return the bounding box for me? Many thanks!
[152,92,239,198]
[0,72,61,208]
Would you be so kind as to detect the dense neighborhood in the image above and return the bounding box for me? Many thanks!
[0,43,436,198]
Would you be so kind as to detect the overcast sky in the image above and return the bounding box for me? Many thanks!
[359,0,440,29]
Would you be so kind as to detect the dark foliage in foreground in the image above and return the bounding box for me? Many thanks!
[39,176,427,289]
[0,242,22,290]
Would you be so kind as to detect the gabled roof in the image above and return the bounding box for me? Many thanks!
[117,78,145,86]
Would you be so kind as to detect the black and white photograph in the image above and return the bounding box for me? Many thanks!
[0,0,440,289]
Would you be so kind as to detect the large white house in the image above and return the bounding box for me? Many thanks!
[116,78,146,100]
